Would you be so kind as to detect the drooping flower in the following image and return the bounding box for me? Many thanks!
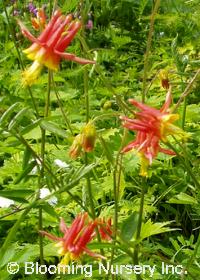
[81,122,96,152]
[97,218,112,241]
[69,122,97,159]
[18,10,95,86]
[120,89,186,176]
[40,213,105,264]
[69,134,83,159]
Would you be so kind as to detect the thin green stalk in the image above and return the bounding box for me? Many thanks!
[111,130,127,264]
[180,76,186,129]
[38,70,51,264]
[182,98,187,129]
[84,69,90,123]
[186,233,200,272]
[83,66,96,216]
[142,0,160,103]
[83,50,105,257]
[173,69,200,113]
[133,179,146,274]
[52,77,74,135]
[2,1,39,117]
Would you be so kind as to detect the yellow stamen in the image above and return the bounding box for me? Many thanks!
[22,61,43,87]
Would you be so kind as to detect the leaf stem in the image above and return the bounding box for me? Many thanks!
[51,77,74,135]
[173,69,200,113]
[2,1,39,117]
[133,178,146,280]
[142,0,160,103]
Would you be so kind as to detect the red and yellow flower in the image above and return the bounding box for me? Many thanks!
[69,122,97,159]
[31,8,46,31]
[18,10,95,86]
[40,213,105,264]
[97,218,112,241]
[81,122,97,152]
[121,90,186,176]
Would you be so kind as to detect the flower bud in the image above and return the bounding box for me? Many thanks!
[159,69,169,89]
[81,122,96,152]
[69,134,83,159]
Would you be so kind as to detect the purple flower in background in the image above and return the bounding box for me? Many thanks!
[28,3,37,16]
[86,19,93,30]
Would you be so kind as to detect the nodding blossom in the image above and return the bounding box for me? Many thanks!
[120,89,186,176]
[40,213,106,264]
[17,10,95,86]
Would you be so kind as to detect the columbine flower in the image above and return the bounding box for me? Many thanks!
[69,122,97,159]
[81,122,96,152]
[40,213,104,264]
[69,134,83,159]
[18,10,95,86]
[121,90,185,176]
[31,8,46,30]
[97,218,112,241]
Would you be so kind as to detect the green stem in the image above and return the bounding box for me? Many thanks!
[133,179,146,280]
[83,66,96,216]
[2,1,39,117]
[111,130,127,264]
[38,70,51,264]
[182,98,187,129]
[83,54,105,257]
[180,75,186,129]
[186,233,200,272]
[142,0,160,103]
[84,69,90,123]
[173,69,200,113]
[52,77,74,135]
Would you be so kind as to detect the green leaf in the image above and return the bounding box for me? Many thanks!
[140,220,175,241]
[20,119,41,135]
[0,245,16,268]
[99,136,114,165]
[40,202,59,219]
[40,120,66,138]
[168,192,198,205]
[0,190,34,203]
[0,102,21,127]
[69,163,97,185]
[14,160,37,184]
[8,107,32,131]
[121,212,139,241]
